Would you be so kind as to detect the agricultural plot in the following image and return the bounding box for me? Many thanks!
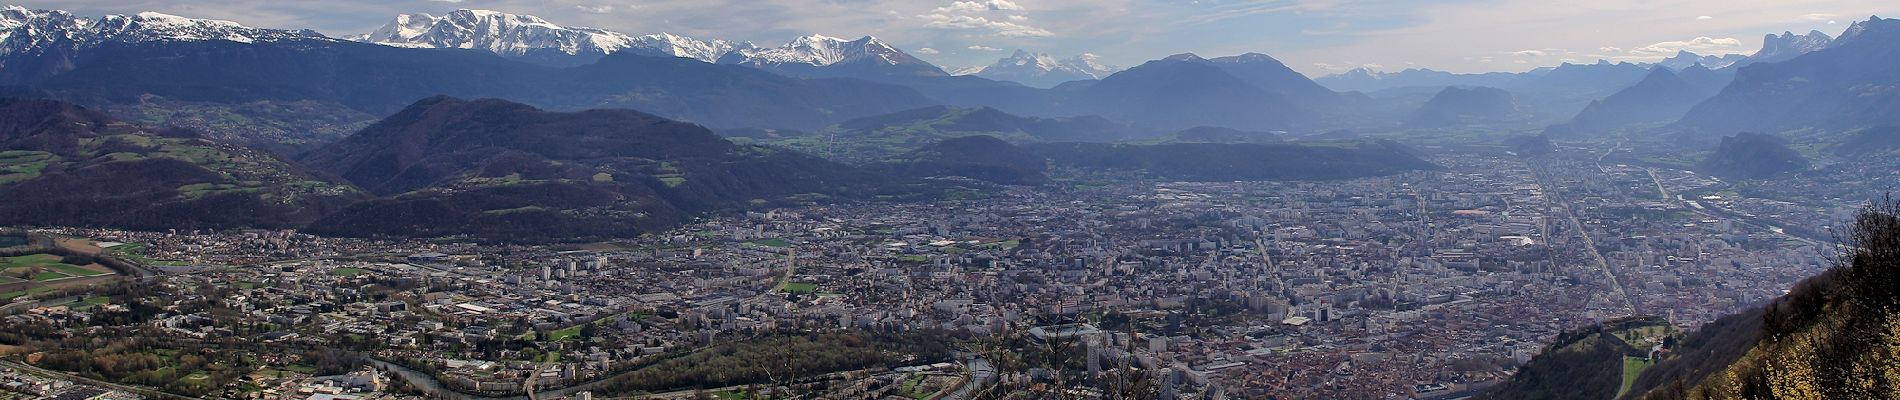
[1,254,117,284]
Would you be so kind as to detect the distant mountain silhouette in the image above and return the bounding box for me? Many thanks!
[765,105,1140,164]
[1163,126,1284,144]
[1547,68,1719,135]
[1407,86,1521,127]
[1694,132,1809,179]
[878,135,1049,185]
[1682,17,1900,134]
[8,39,937,133]
[300,97,893,241]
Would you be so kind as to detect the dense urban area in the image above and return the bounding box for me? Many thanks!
[2,135,1874,399]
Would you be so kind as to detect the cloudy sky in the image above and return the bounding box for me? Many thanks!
[17,0,1900,76]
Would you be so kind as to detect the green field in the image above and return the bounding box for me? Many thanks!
[0,254,66,269]
[3,254,102,282]
[0,150,55,184]
[547,324,581,339]
[1617,356,1654,398]
[177,182,261,199]
[780,282,818,294]
[331,267,368,277]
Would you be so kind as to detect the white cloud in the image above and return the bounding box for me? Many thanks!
[1629,36,1744,56]
[1598,46,1623,52]
[922,13,1053,37]
[1696,15,1713,20]
[943,0,1024,13]
[967,45,1002,51]
[920,0,1052,37]
[1802,13,1838,21]
[916,47,941,54]
[1511,49,1547,57]
[573,4,612,14]
[427,0,463,3]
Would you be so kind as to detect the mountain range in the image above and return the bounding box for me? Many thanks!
[1746,30,1835,65]
[1655,51,1746,70]
[298,96,905,241]
[356,10,741,65]
[0,5,1349,146]
[0,5,331,82]
[1544,66,1725,135]
[1680,17,1900,134]
[0,9,941,134]
[967,50,1122,88]
[1407,86,1523,128]
[356,9,945,78]
[1314,29,1832,95]
[0,96,1445,241]
[3,4,1900,161]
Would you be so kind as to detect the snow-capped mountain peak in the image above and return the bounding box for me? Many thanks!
[972,49,1123,88]
[1746,29,1833,64]
[710,34,946,78]
[1657,50,1745,70]
[1834,16,1898,48]
[0,5,327,60]
[362,9,626,57]
[722,34,925,67]
[627,32,744,63]
[357,9,737,62]
[356,10,940,75]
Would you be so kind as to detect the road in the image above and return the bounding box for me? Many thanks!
[1530,160,1637,316]
[1646,168,1671,201]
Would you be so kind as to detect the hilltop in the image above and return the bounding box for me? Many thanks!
[0,98,361,230]
[299,97,892,241]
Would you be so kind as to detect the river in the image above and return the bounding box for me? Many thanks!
[366,358,613,400]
